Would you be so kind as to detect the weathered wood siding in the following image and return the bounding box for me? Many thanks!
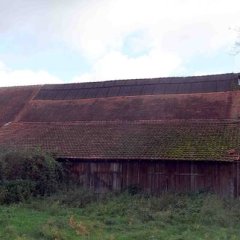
[68,160,240,197]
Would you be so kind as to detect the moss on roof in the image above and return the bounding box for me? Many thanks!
[0,121,239,161]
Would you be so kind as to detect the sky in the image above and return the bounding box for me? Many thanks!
[0,0,240,87]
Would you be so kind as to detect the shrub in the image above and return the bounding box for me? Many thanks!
[47,187,99,208]
[125,184,142,195]
[0,180,36,204]
[0,148,64,204]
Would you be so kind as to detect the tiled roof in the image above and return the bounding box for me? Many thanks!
[0,121,239,161]
[0,73,240,161]
[0,86,40,124]
[19,92,233,122]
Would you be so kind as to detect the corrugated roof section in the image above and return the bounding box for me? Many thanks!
[34,73,238,100]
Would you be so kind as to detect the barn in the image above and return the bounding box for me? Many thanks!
[0,73,240,197]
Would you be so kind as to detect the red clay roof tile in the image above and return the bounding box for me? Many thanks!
[0,121,239,161]
[0,73,240,161]
[0,86,40,124]
[19,92,233,122]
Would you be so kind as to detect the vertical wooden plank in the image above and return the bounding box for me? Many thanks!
[90,162,96,190]
[122,161,127,189]
[149,160,169,194]
[190,161,194,191]
[168,160,176,192]
[66,160,238,198]
[142,161,146,191]
[195,161,206,192]
[137,160,140,186]
[237,162,240,198]
[111,162,120,191]
[148,161,153,193]
[233,162,240,198]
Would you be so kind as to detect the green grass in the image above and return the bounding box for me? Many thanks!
[1,192,240,240]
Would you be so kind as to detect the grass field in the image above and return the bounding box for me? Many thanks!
[0,191,240,240]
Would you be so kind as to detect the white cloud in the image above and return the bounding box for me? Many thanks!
[62,0,240,80]
[60,0,240,59]
[73,49,182,82]
[1,0,239,58]
[0,61,63,87]
[0,61,6,71]
[0,0,240,84]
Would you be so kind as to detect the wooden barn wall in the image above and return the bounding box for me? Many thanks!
[67,160,240,197]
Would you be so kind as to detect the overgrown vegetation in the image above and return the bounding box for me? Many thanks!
[1,148,240,239]
[1,192,240,239]
[0,148,64,204]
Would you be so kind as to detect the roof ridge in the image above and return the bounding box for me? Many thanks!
[34,73,239,100]
[8,119,240,126]
[13,86,42,123]
[42,72,238,88]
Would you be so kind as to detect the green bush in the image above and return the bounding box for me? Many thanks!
[47,187,99,208]
[0,180,36,204]
[125,184,142,195]
[0,148,64,204]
